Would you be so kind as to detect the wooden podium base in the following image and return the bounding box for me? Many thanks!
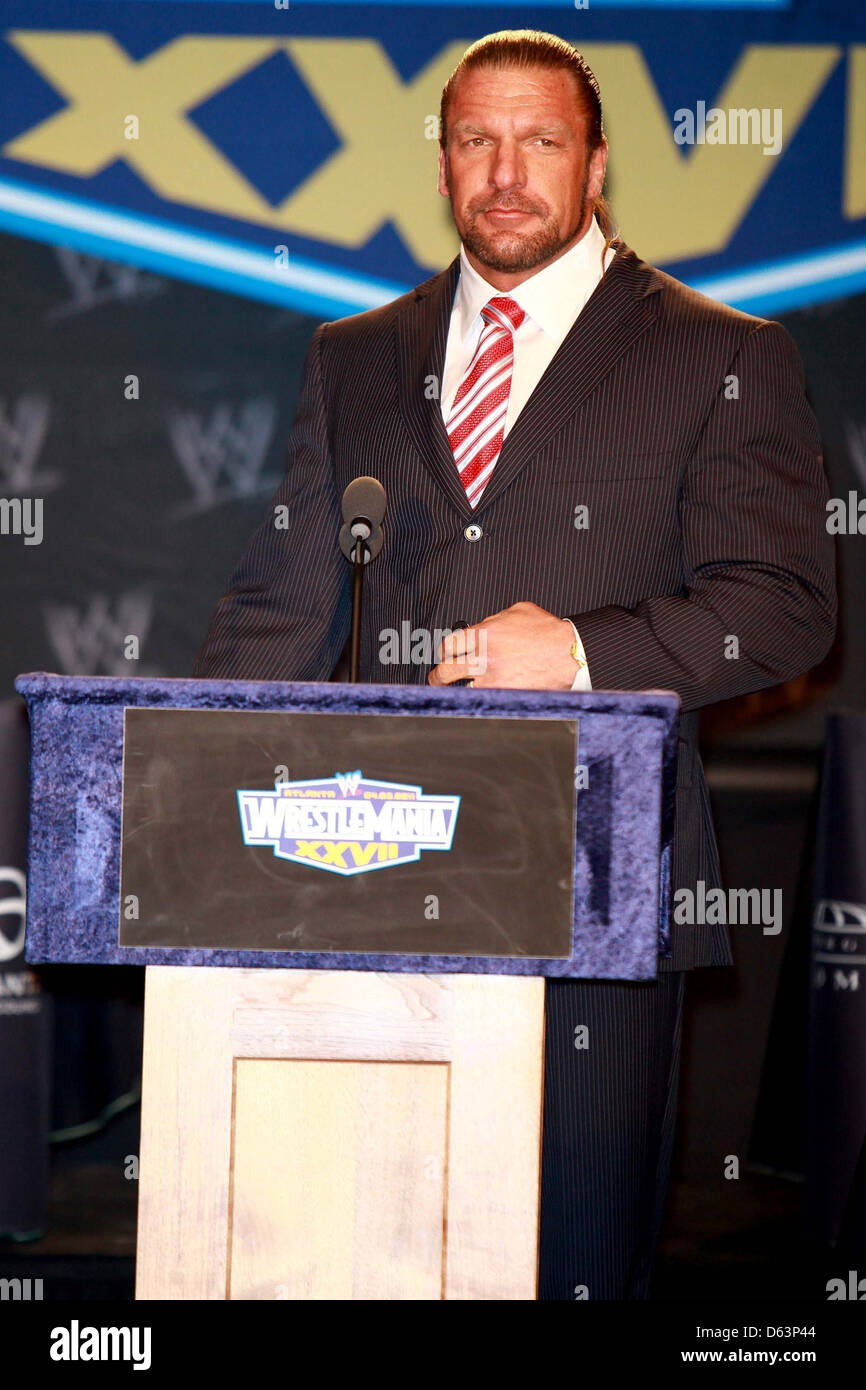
[135,966,545,1300]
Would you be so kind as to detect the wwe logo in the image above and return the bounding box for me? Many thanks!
[43,590,159,676]
[335,769,363,797]
[0,394,58,493]
[48,248,164,318]
[167,398,279,518]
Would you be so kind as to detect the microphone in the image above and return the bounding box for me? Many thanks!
[339,477,386,563]
[339,478,387,682]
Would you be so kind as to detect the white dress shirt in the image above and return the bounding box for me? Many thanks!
[441,216,616,690]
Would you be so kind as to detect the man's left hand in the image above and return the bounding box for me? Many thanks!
[428,601,578,690]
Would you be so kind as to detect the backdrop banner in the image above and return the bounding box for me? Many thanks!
[806,712,866,1251]
[0,697,50,1237]
[2,0,864,320]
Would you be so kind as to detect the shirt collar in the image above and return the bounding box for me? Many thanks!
[454,216,609,347]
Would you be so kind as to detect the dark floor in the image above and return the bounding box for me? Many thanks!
[0,1118,841,1302]
[656,1173,837,1301]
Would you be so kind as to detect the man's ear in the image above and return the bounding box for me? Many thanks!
[437,145,450,199]
[587,141,608,202]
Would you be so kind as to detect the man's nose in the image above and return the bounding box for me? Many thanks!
[488,143,525,189]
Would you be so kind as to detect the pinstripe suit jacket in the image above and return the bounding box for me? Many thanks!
[193,239,836,971]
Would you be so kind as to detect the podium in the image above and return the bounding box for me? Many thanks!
[16,673,679,1300]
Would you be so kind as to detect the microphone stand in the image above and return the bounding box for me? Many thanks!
[349,534,369,684]
[339,477,386,683]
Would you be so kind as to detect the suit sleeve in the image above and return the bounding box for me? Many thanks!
[192,324,351,680]
[568,321,836,712]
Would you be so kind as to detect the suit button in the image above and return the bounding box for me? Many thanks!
[464,524,483,542]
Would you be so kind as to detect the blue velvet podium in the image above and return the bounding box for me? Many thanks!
[16,672,679,1301]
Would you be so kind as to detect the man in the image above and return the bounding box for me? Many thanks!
[193,30,836,1298]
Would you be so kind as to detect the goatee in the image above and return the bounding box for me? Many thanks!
[452,163,591,276]
[460,213,586,274]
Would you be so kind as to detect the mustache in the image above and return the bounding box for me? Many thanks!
[470,198,547,217]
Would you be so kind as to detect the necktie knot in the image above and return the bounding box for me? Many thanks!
[481,296,525,334]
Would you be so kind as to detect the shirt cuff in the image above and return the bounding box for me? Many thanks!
[564,618,592,691]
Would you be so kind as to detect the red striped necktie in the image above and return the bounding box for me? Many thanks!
[445,295,525,508]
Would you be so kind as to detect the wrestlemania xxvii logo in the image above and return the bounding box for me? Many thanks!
[237,770,460,876]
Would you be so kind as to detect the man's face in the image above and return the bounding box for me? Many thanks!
[438,64,607,289]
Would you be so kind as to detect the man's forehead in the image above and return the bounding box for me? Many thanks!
[449,66,582,120]
[452,64,577,99]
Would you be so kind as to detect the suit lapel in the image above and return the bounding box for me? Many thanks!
[396,256,475,520]
[476,243,663,511]
[395,242,662,517]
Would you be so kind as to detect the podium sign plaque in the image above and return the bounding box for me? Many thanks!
[120,707,577,958]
